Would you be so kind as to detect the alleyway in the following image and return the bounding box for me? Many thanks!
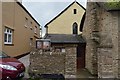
[18,54,30,78]
[18,54,94,79]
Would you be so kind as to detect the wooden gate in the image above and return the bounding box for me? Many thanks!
[77,43,86,69]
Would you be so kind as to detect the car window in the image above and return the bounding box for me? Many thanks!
[0,51,10,58]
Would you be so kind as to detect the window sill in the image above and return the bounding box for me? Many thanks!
[24,25,27,28]
[30,27,33,30]
[4,44,14,46]
[34,32,37,35]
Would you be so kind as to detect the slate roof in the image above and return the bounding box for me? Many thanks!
[44,34,86,44]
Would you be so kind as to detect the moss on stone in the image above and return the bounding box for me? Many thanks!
[103,1,120,10]
[105,2,120,8]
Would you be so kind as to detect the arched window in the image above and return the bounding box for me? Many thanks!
[73,22,78,34]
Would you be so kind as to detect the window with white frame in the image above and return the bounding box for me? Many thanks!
[4,28,13,44]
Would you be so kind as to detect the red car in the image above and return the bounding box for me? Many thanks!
[0,51,25,80]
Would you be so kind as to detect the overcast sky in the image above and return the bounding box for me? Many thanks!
[22,0,87,36]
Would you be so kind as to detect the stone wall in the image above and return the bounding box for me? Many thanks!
[65,47,76,78]
[83,2,99,75]
[29,51,65,75]
[97,48,113,78]
[118,12,120,78]
[83,1,120,78]
[29,46,77,78]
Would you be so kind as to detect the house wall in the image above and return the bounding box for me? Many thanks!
[0,2,2,51]
[2,2,40,57]
[47,2,85,35]
[83,2,120,78]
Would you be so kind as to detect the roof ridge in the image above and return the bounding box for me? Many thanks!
[44,1,86,28]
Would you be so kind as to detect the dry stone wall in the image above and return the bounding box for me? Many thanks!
[29,47,77,78]
[29,51,65,74]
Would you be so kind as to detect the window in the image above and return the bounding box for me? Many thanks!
[73,9,77,14]
[4,28,13,44]
[34,26,37,34]
[43,41,50,49]
[73,22,78,34]
[25,17,28,28]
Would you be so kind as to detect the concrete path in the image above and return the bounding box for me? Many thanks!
[18,54,30,78]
